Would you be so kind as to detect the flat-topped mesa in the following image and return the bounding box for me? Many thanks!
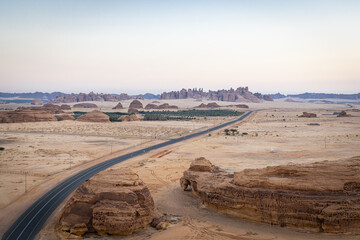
[180,156,360,233]
[60,168,155,237]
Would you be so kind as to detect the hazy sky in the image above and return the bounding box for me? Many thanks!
[0,0,359,94]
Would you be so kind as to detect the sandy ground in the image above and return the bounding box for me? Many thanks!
[1,99,359,239]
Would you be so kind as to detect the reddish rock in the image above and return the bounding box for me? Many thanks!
[60,104,71,110]
[145,104,159,109]
[0,109,57,123]
[299,112,317,118]
[60,168,155,236]
[119,115,140,122]
[206,102,220,108]
[31,99,44,105]
[73,103,98,108]
[196,103,207,108]
[235,104,249,108]
[181,157,360,233]
[112,102,123,109]
[129,100,143,109]
[76,110,110,122]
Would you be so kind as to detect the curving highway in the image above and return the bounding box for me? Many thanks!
[2,111,253,240]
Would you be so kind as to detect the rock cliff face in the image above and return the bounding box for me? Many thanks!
[161,87,270,103]
[60,168,155,236]
[180,157,360,233]
[76,110,110,122]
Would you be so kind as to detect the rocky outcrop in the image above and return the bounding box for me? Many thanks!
[56,114,75,121]
[129,100,143,109]
[73,103,98,108]
[145,104,159,109]
[337,111,351,117]
[76,110,110,122]
[180,157,360,233]
[60,168,155,236]
[161,87,263,103]
[254,93,274,101]
[234,104,249,108]
[128,108,139,114]
[158,103,178,109]
[119,115,140,122]
[112,102,123,109]
[299,112,317,118]
[0,109,57,123]
[60,104,71,110]
[31,99,44,105]
[196,102,220,108]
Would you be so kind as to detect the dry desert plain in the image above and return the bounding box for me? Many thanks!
[0,99,359,240]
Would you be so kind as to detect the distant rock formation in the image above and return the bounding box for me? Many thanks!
[76,110,110,122]
[129,100,143,109]
[145,104,159,109]
[112,102,123,109]
[196,102,220,108]
[299,112,317,118]
[56,114,75,121]
[31,99,44,105]
[161,87,265,103]
[53,92,132,103]
[337,111,351,117]
[158,103,178,109]
[73,103,98,108]
[254,93,274,101]
[119,115,140,122]
[59,168,154,236]
[60,104,71,110]
[0,109,57,123]
[181,156,360,233]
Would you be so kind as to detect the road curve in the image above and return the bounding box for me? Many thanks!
[2,111,253,240]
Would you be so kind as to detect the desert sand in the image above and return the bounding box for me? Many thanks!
[0,99,359,239]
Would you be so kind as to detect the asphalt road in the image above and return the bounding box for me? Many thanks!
[2,111,253,240]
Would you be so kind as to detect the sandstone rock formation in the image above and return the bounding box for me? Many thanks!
[129,100,143,109]
[145,103,159,109]
[299,112,317,118]
[119,115,140,122]
[112,102,123,109]
[31,99,44,105]
[0,109,57,123]
[234,104,249,108]
[76,110,110,122]
[60,168,155,236]
[60,104,71,110]
[337,111,351,117]
[196,102,220,108]
[158,103,178,109]
[196,103,207,108]
[180,156,360,233]
[54,92,132,103]
[73,103,98,108]
[160,87,264,103]
[56,114,75,121]
[128,108,139,114]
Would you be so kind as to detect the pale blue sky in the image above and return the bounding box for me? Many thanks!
[0,0,359,94]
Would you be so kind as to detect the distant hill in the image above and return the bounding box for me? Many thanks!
[0,92,64,99]
[131,93,160,99]
[271,92,360,100]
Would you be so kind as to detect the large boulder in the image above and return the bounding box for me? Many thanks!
[337,111,351,117]
[180,156,360,233]
[112,102,123,109]
[76,110,110,122]
[60,168,155,236]
[129,100,143,109]
[73,103,98,108]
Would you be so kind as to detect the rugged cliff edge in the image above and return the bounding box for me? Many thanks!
[180,157,360,233]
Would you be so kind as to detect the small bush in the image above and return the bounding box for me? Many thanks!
[0,147,4,151]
